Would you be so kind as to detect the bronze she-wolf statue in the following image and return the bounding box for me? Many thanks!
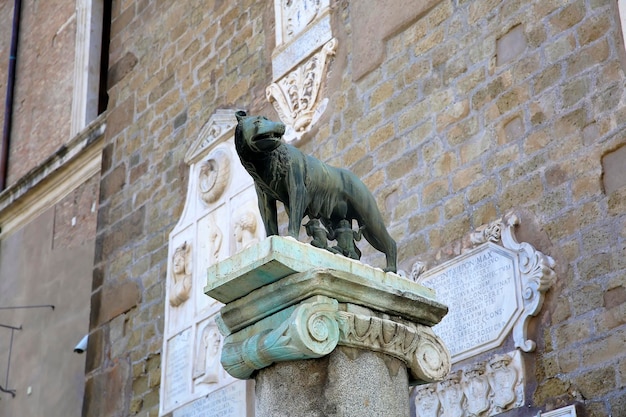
[234,111,397,273]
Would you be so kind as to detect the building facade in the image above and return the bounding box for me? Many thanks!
[0,0,625,416]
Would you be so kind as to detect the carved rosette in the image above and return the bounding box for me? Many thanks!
[220,296,451,384]
[266,38,337,141]
[198,148,231,205]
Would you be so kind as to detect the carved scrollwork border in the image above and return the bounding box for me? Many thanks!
[471,213,556,352]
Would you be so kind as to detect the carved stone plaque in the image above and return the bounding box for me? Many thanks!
[420,243,521,362]
[417,214,556,363]
[164,329,192,410]
[173,382,249,417]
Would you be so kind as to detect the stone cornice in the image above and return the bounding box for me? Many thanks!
[0,113,106,238]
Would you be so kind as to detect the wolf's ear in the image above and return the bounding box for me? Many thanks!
[235,110,247,121]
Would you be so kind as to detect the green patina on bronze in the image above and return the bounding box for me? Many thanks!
[234,111,397,272]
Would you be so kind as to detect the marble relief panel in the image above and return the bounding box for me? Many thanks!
[196,206,228,314]
[163,329,193,411]
[167,227,195,334]
[160,110,256,416]
[230,188,264,254]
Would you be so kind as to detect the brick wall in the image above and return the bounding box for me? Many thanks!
[5,0,77,186]
[89,0,626,416]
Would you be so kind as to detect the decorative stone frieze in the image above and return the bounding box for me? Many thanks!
[411,350,525,417]
[336,310,450,383]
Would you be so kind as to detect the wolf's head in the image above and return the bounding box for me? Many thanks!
[234,111,286,153]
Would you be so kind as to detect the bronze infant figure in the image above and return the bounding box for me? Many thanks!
[234,111,397,273]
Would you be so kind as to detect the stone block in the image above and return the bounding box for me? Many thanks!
[573,366,616,398]
[468,0,500,24]
[422,179,449,206]
[549,2,585,33]
[436,99,470,131]
[577,14,611,46]
[351,0,441,80]
[601,145,626,194]
[97,280,142,325]
[604,286,626,309]
[101,206,145,258]
[497,25,527,66]
[105,95,135,140]
[566,38,609,77]
[554,319,591,349]
[533,63,562,94]
[108,51,138,88]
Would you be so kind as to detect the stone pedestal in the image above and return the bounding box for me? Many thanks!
[205,236,451,417]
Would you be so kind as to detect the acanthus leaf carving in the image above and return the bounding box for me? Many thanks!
[266,38,337,142]
[336,311,450,384]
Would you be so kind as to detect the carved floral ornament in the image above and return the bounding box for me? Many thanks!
[266,38,337,142]
[219,295,451,384]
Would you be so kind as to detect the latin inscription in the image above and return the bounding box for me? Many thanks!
[165,329,192,409]
[173,382,247,417]
[420,244,521,361]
